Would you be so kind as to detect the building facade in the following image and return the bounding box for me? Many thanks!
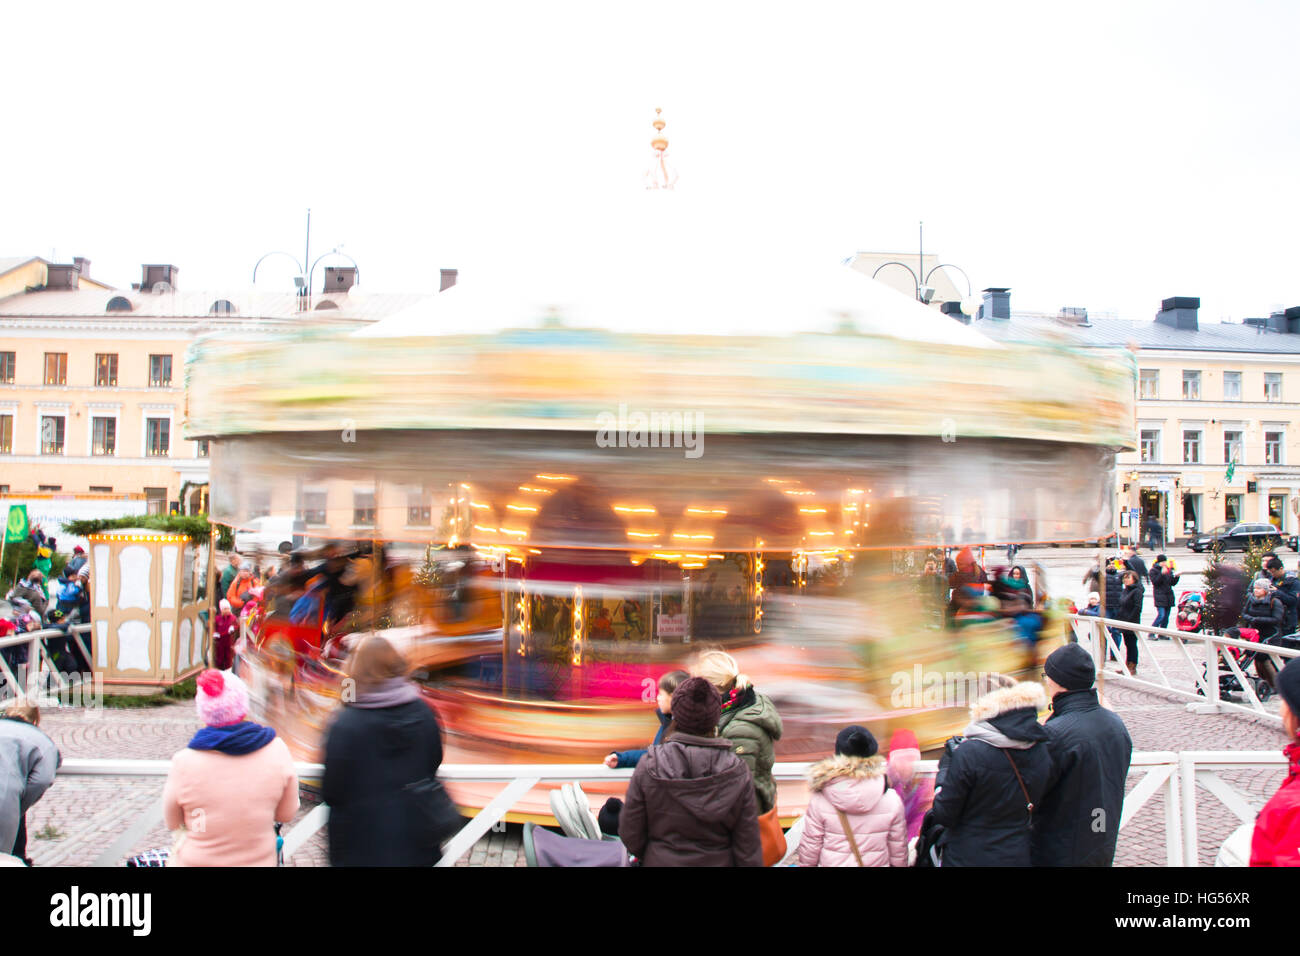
[970,294,1300,544]
[0,258,431,513]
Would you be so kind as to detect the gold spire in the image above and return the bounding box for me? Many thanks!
[645,107,677,190]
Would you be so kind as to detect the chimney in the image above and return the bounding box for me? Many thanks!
[44,264,79,290]
[322,266,357,293]
[939,300,970,325]
[140,264,179,293]
[72,257,90,278]
[1268,311,1289,333]
[981,287,1011,320]
[1154,296,1199,331]
[1286,306,1300,335]
[440,268,458,292]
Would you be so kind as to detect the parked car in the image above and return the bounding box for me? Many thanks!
[234,516,307,556]
[1189,522,1284,553]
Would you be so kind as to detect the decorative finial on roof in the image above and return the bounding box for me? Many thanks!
[644,107,678,190]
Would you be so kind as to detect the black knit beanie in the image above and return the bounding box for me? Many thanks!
[597,797,623,837]
[670,677,722,736]
[1278,657,1300,719]
[1044,643,1097,692]
[834,724,878,758]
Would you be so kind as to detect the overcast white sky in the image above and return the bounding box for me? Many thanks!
[6,0,1298,324]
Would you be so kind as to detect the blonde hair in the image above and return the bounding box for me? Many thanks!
[692,649,751,695]
[3,698,39,726]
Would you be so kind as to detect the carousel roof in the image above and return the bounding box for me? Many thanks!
[351,259,1000,350]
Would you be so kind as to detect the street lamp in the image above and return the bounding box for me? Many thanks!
[870,221,974,310]
[252,208,359,300]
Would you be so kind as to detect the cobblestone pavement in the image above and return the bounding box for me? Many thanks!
[22,674,1286,867]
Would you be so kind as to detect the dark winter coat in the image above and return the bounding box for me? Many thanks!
[322,692,446,866]
[1030,689,1133,866]
[1149,565,1181,609]
[716,686,783,814]
[1124,554,1148,581]
[1085,567,1124,618]
[618,732,763,867]
[1117,582,1143,625]
[1267,574,1300,635]
[612,709,672,768]
[929,682,1052,867]
[1241,593,1285,639]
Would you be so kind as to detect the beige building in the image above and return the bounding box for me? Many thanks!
[0,258,432,512]
[972,295,1300,544]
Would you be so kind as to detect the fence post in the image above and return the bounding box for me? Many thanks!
[1179,751,1198,866]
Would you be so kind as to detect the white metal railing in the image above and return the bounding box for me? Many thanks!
[1069,614,1300,723]
[45,751,1287,867]
[0,624,93,701]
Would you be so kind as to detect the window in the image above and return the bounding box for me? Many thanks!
[0,414,11,453]
[1266,430,1284,465]
[1225,494,1243,525]
[1223,371,1242,401]
[89,486,113,493]
[1139,369,1159,400]
[44,353,67,385]
[94,353,118,387]
[407,493,431,526]
[40,415,64,454]
[1182,428,1201,464]
[302,491,328,524]
[91,417,116,456]
[197,439,210,458]
[353,490,376,526]
[145,417,170,457]
[1265,372,1283,402]
[1224,430,1243,464]
[149,354,173,387]
[1140,429,1160,463]
[0,352,13,384]
[37,485,62,492]
[144,487,167,516]
[1182,370,1201,400]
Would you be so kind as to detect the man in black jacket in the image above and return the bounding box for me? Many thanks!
[1031,644,1133,867]
[1265,557,1299,636]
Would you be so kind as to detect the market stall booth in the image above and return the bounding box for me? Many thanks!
[87,529,208,693]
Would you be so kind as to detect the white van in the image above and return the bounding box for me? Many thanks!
[234,516,307,556]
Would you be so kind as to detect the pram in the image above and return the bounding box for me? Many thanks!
[1198,626,1274,702]
[1175,591,1206,634]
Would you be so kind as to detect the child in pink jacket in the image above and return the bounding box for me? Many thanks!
[798,725,907,867]
[162,669,298,866]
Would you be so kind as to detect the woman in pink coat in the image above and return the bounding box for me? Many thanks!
[162,669,298,866]
[798,725,907,867]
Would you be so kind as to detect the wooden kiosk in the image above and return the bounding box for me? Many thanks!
[86,528,209,693]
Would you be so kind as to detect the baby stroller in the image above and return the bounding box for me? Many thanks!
[1175,591,1206,635]
[1197,626,1274,702]
[1254,633,1300,695]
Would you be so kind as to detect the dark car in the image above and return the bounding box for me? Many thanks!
[1190,522,1284,553]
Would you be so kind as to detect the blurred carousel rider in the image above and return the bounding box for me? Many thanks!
[0,698,61,867]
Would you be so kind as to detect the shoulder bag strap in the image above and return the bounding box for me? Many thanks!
[834,808,866,867]
[1001,749,1034,821]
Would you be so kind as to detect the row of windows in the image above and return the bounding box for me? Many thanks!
[0,413,208,458]
[0,352,173,388]
[260,491,435,528]
[1139,427,1286,465]
[1140,369,1284,402]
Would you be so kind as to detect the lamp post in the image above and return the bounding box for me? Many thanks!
[870,221,974,309]
[253,208,359,300]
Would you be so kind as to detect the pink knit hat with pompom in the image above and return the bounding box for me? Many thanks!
[195,669,248,727]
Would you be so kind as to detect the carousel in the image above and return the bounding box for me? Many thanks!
[184,133,1134,817]
[184,261,1133,819]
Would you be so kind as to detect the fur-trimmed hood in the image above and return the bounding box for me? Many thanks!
[969,681,1046,723]
[807,754,889,815]
[808,754,886,792]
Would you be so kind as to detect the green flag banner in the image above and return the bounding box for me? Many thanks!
[1226,457,1236,484]
[4,504,28,544]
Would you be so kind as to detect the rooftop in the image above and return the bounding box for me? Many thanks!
[0,286,432,322]
[971,311,1300,354]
